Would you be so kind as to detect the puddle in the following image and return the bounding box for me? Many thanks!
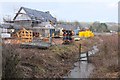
[64,62,94,78]
[64,46,99,78]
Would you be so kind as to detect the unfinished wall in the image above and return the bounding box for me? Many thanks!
[14,20,32,28]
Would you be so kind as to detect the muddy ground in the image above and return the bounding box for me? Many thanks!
[2,37,100,78]
[2,34,119,78]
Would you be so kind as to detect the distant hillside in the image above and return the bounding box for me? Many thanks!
[57,21,92,30]
[57,21,118,32]
[106,22,118,31]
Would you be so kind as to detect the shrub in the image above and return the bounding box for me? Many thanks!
[2,44,21,78]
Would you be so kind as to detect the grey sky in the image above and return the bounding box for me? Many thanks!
[0,0,119,23]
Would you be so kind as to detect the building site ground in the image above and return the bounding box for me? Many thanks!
[2,33,119,78]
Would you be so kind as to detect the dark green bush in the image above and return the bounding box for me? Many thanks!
[2,44,21,78]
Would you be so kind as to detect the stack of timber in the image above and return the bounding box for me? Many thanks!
[12,28,33,43]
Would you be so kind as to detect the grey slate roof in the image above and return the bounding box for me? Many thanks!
[13,7,57,23]
[58,24,78,30]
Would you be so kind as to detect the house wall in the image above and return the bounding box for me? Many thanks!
[32,28,45,37]
[0,28,11,38]
[0,28,2,34]
[1,28,7,33]
[15,14,31,20]
[14,8,32,28]
[14,20,32,28]
[15,9,31,21]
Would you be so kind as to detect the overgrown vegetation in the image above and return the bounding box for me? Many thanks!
[90,22,110,32]
[2,44,22,79]
[90,35,119,78]
[10,43,79,78]
[2,35,118,78]
[2,38,96,78]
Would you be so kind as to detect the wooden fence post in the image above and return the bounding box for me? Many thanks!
[86,51,89,62]
[79,44,89,62]
[79,44,81,68]
[79,44,81,60]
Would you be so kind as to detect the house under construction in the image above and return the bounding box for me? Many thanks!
[5,7,57,38]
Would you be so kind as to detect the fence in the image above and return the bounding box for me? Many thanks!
[79,44,89,62]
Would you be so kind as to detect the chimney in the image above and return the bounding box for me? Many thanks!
[45,11,50,14]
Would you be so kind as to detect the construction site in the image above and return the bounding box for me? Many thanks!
[0,6,119,78]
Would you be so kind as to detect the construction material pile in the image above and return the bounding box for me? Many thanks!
[12,28,33,44]
[79,29,94,38]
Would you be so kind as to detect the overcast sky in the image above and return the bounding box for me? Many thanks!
[0,0,119,23]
